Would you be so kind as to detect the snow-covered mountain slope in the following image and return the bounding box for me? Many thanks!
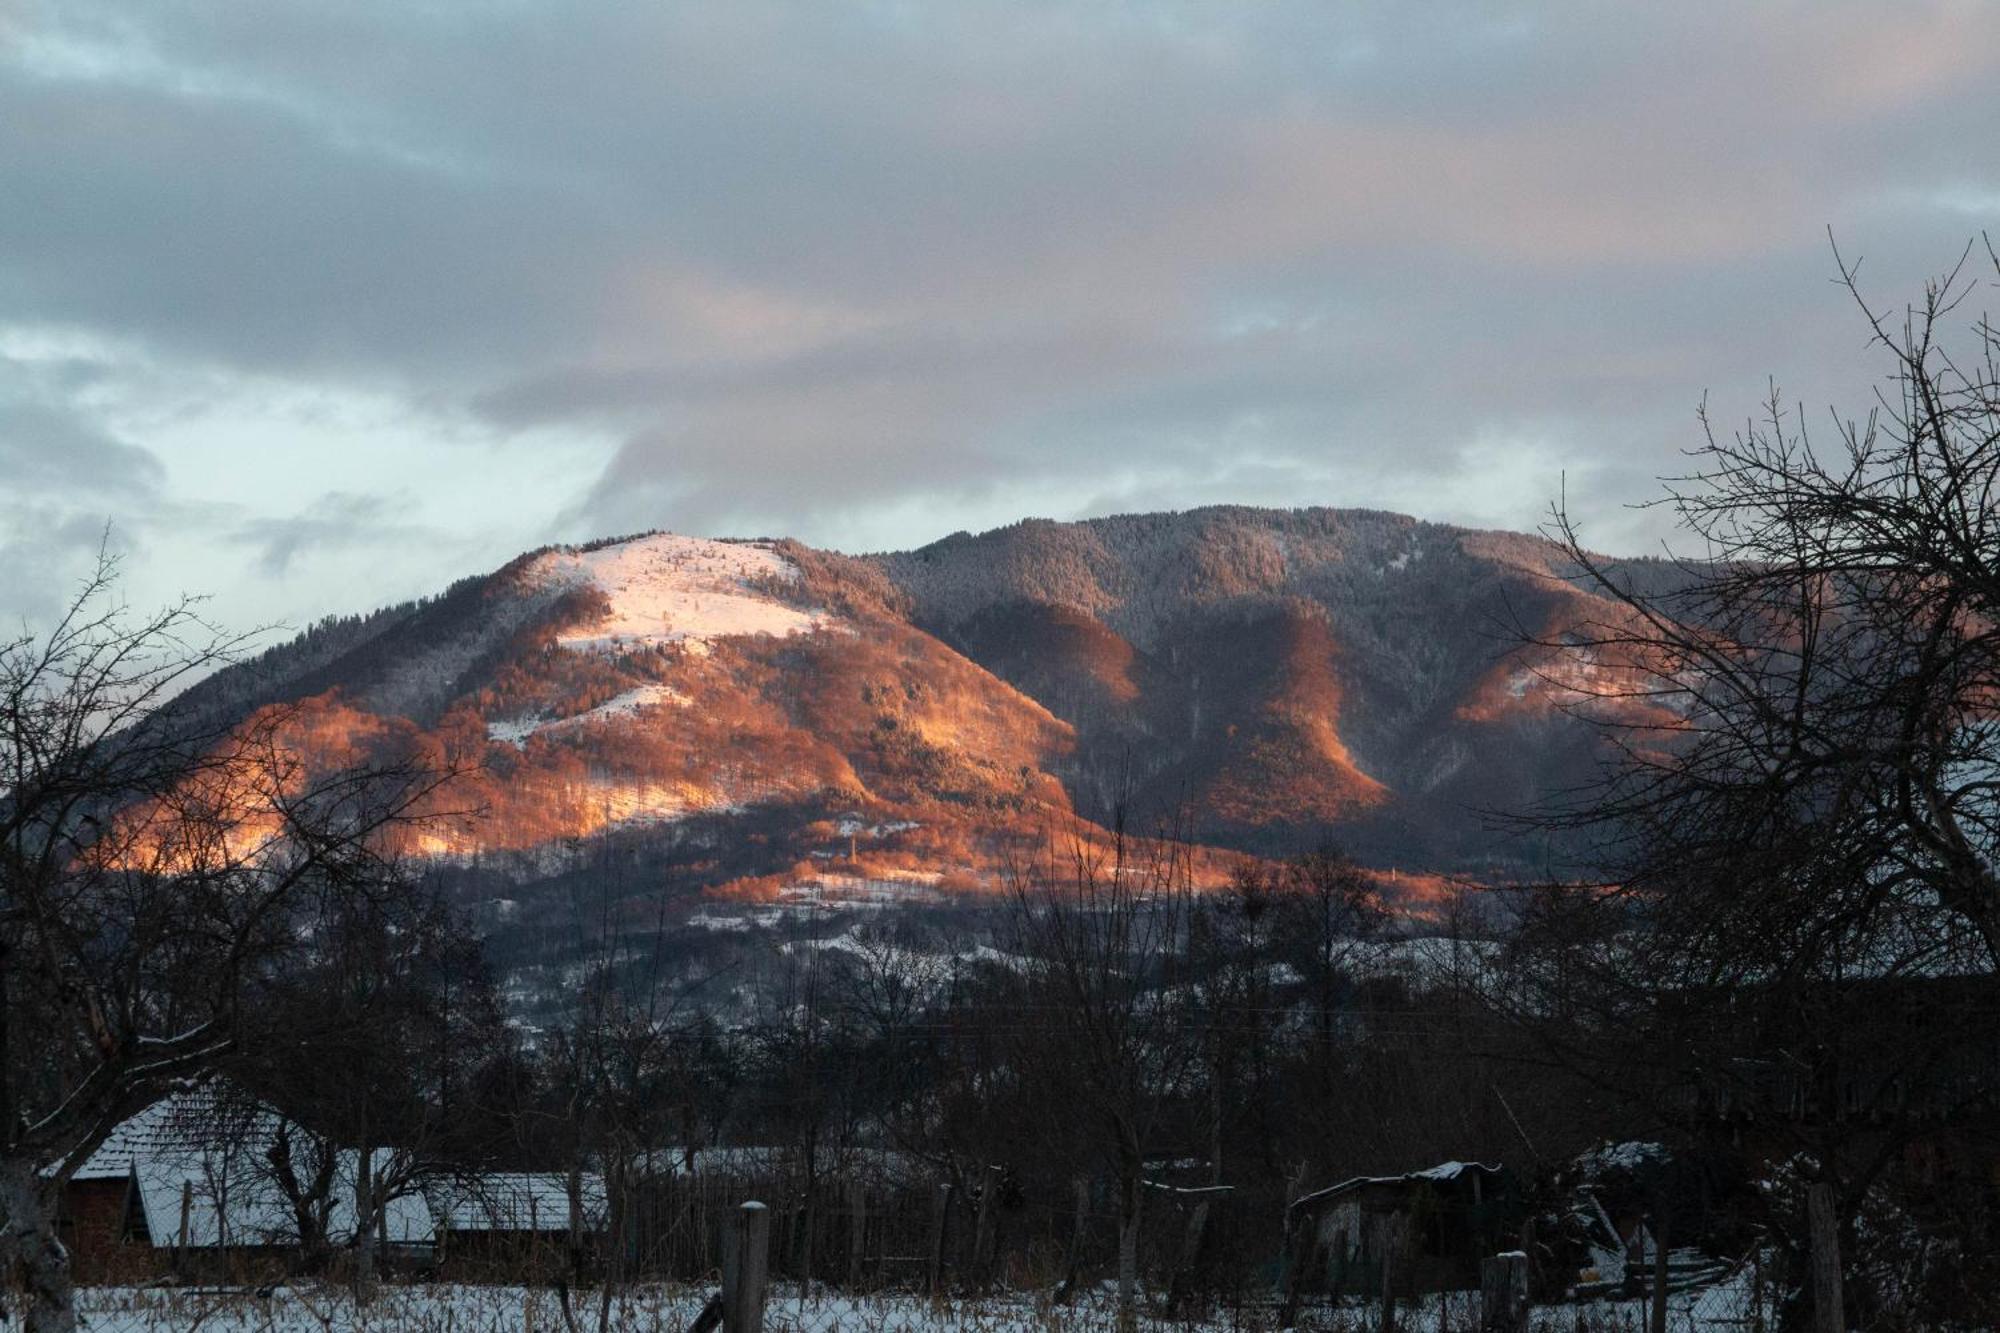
[527,534,829,653]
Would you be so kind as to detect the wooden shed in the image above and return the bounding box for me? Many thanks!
[1285,1160,1519,1298]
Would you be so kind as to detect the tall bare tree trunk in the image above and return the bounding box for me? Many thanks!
[1115,1162,1141,1333]
[1807,1182,1844,1333]
[0,1159,75,1333]
[352,1148,378,1303]
[566,1165,586,1287]
[1169,1068,1224,1312]
[971,1164,999,1290]
[0,959,67,1333]
[1055,1177,1089,1304]
[598,1152,622,1333]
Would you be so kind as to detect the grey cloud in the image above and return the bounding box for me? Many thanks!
[3,2,1999,630]
[0,356,175,622]
[0,501,131,629]
[0,399,166,497]
[229,490,426,577]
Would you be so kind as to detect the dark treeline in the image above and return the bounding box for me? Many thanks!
[209,829,1603,1324]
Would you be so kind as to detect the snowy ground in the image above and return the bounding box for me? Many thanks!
[528,534,828,654]
[73,1273,1762,1333]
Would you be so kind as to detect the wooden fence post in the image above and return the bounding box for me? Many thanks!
[846,1179,867,1289]
[927,1181,954,1297]
[721,1201,770,1333]
[971,1164,1001,1288]
[1480,1252,1528,1333]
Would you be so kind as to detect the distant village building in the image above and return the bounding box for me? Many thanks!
[1285,1160,1518,1298]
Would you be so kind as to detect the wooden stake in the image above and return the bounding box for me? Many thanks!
[927,1182,953,1297]
[846,1179,867,1289]
[1480,1252,1528,1333]
[971,1165,1000,1289]
[721,1201,770,1333]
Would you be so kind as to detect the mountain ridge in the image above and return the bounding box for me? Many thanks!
[172,505,1659,902]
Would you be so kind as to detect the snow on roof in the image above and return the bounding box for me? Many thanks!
[425,1173,608,1233]
[528,534,828,654]
[133,1148,434,1250]
[70,1082,250,1181]
[69,1082,435,1249]
[1290,1160,1504,1211]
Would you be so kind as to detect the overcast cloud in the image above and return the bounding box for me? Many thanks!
[3,1,1997,635]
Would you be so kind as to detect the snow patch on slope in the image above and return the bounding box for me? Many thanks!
[784,924,1029,976]
[529,533,828,652]
[486,684,686,746]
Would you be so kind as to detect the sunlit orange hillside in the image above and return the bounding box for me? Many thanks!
[171,508,1675,906]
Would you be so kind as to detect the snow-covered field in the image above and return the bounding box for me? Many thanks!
[73,1274,1761,1333]
[528,534,828,654]
[75,1285,1204,1333]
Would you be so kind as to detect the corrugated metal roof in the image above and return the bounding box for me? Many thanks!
[424,1173,607,1234]
[1289,1160,1505,1211]
[131,1147,436,1249]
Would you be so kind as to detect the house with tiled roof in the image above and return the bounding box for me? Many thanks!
[56,1080,435,1282]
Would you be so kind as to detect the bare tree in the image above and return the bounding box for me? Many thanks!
[243,875,503,1296]
[1268,847,1384,1136]
[0,551,458,1333]
[1004,818,1202,1332]
[1509,240,2000,1326]
[1534,240,2000,965]
[527,877,732,1324]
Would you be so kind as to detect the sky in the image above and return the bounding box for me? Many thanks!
[4,1,1999,637]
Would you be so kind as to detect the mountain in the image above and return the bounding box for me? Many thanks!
[870,507,1675,873]
[176,506,1665,912]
